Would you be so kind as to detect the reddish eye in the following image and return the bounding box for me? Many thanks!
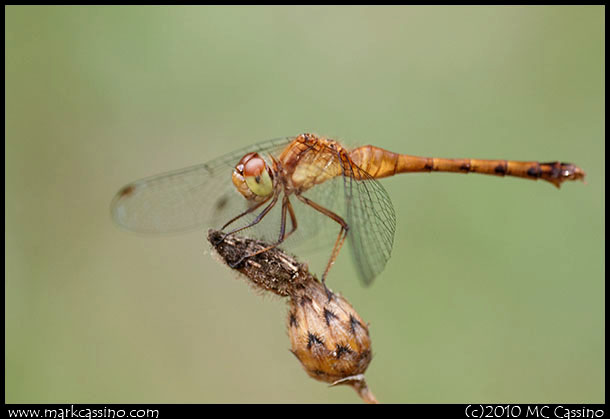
[237,152,257,165]
[243,156,266,177]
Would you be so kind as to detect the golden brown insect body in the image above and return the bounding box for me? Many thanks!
[232,134,586,204]
[226,133,585,286]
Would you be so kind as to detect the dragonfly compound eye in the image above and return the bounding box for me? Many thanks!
[232,153,273,200]
[243,157,273,197]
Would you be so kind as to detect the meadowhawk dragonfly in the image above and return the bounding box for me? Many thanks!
[111,133,585,287]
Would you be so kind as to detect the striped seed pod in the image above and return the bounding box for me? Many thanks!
[287,280,372,385]
[287,280,376,403]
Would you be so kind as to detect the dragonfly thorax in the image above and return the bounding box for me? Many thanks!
[232,152,274,201]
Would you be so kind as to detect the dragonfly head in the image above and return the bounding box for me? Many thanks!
[233,152,274,201]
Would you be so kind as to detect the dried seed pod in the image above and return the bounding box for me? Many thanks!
[287,281,377,403]
[287,281,372,384]
[208,229,378,403]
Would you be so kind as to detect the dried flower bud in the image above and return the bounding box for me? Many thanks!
[287,281,372,385]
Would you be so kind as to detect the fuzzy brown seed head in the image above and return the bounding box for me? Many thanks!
[287,281,372,385]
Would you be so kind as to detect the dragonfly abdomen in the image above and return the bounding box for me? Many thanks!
[349,145,585,188]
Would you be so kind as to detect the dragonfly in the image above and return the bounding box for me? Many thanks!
[111,133,585,287]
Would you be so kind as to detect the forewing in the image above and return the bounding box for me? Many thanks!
[111,137,294,233]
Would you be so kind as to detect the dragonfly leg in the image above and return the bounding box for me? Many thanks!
[213,198,271,246]
[220,197,270,231]
[213,196,272,246]
[229,194,298,267]
[295,194,349,300]
[281,195,298,242]
[219,192,279,253]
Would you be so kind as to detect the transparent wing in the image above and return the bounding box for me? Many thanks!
[110,137,294,233]
[341,157,396,286]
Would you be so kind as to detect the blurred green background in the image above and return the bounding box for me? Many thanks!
[6,6,604,403]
